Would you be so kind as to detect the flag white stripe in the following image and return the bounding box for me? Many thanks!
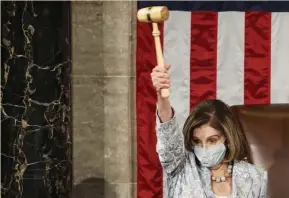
[163,11,191,197]
[271,12,289,103]
[164,11,191,128]
[217,12,245,106]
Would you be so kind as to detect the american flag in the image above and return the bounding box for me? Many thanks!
[136,1,289,197]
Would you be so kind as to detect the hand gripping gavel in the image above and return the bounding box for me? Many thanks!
[137,6,170,98]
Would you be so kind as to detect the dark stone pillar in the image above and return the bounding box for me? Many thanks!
[1,2,72,198]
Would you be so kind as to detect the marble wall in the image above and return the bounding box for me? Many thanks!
[71,1,137,198]
[1,1,72,198]
[1,1,136,197]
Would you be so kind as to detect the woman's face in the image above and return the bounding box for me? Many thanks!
[192,124,226,148]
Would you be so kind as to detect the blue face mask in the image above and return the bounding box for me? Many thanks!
[193,143,226,168]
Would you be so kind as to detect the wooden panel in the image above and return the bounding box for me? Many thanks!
[232,104,289,198]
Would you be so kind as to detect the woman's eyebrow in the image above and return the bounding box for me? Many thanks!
[207,135,220,139]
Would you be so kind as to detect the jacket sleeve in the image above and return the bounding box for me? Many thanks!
[259,170,268,198]
[156,108,186,174]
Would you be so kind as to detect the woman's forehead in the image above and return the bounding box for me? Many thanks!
[192,124,222,139]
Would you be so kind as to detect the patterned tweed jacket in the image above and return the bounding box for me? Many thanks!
[156,113,268,198]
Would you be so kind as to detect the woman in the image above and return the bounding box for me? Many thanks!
[151,65,268,198]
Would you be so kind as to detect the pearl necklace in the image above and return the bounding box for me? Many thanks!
[211,164,233,183]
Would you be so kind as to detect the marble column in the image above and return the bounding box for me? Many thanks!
[1,1,72,198]
[72,1,137,198]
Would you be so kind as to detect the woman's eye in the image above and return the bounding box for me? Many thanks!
[208,139,217,144]
[192,140,200,145]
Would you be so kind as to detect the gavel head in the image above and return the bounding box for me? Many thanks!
[137,6,169,23]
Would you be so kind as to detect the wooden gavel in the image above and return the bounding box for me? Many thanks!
[137,6,170,98]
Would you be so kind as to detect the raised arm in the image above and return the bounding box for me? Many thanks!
[151,65,186,174]
[156,102,186,174]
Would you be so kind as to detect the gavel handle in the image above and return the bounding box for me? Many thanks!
[152,23,170,98]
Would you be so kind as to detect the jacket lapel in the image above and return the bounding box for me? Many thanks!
[198,166,215,198]
[233,161,253,198]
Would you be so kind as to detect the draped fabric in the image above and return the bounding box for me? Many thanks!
[136,1,289,197]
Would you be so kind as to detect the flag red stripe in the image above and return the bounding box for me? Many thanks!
[190,12,218,109]
[136,20,164,198]
[244,12,271,105]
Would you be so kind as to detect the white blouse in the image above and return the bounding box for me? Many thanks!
[214,194,231,198]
